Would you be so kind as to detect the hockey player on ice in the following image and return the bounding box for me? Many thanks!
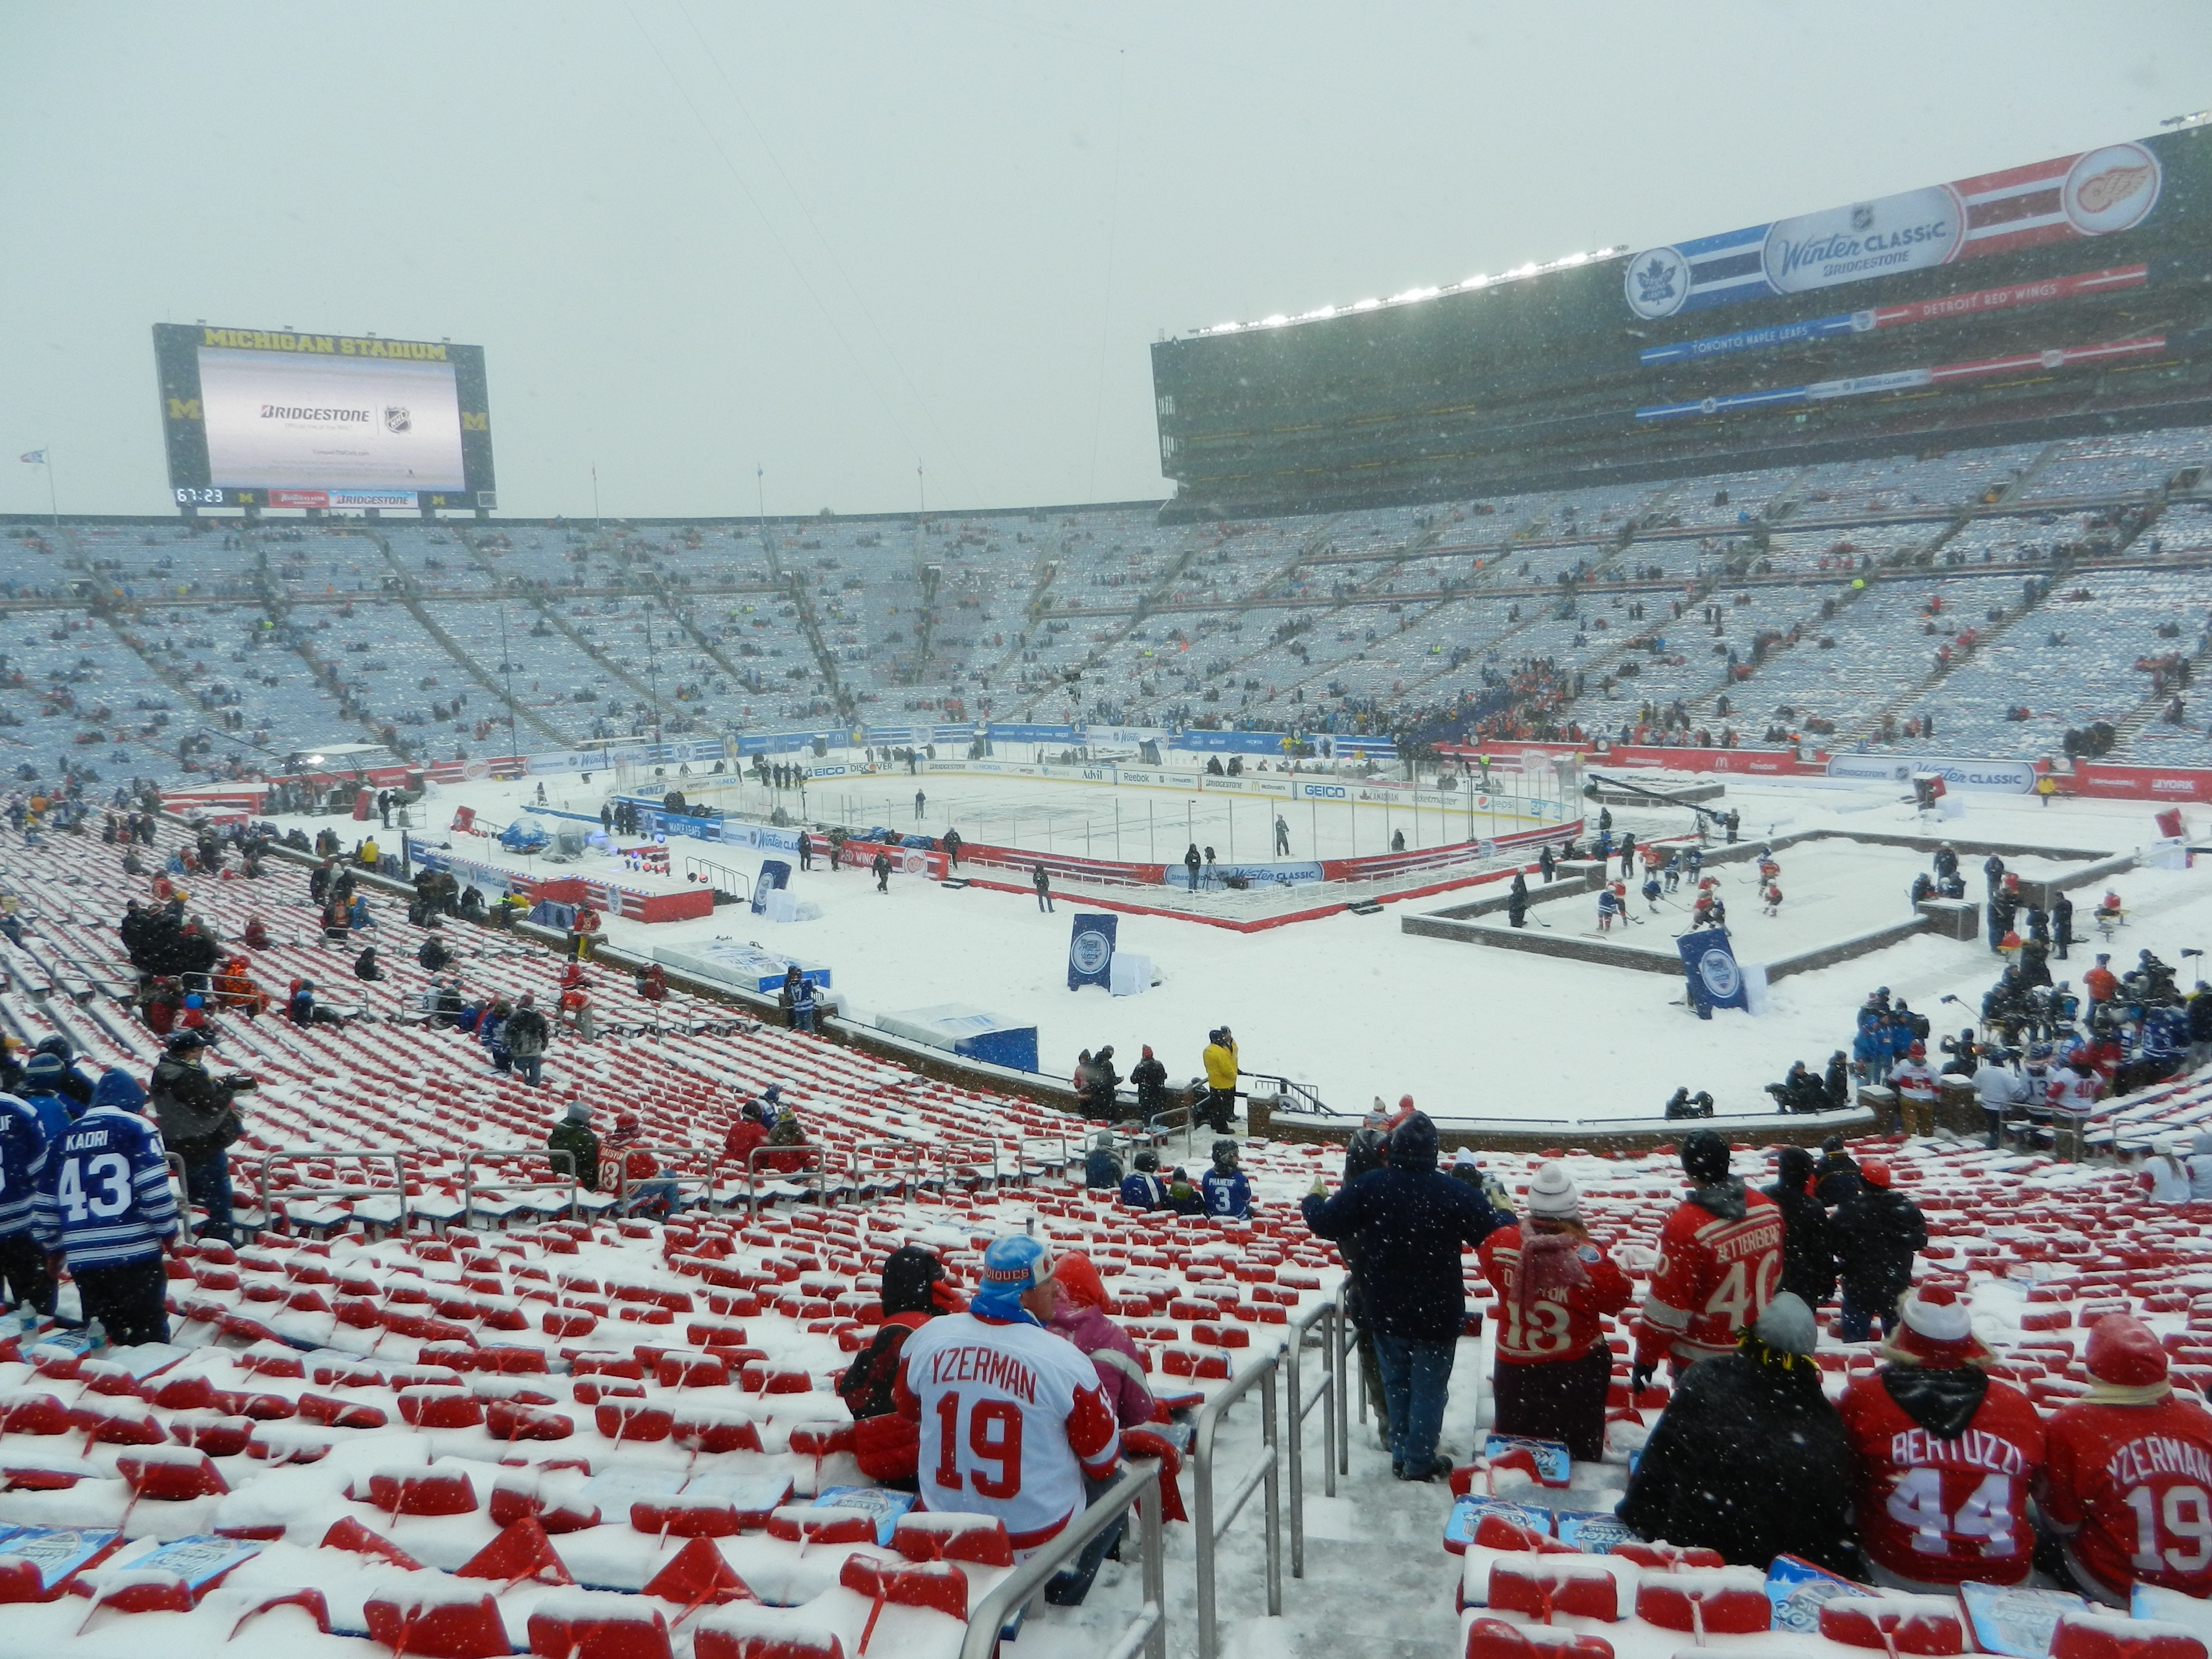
[1761,881,1783,917]
[1596,884,1620,932]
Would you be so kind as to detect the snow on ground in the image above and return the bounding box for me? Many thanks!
[389,771,2201,1129]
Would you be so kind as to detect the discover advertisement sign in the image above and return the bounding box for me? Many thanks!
[1825,754,2037,794]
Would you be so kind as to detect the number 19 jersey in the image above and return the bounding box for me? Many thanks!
[896,1311,1121,1553]
[2042,1395,2212,1601]
[1839,1368,2046,1587]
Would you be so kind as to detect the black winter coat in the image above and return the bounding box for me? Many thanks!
[1616,1347,1860,1576]
[1300,1114,1509,1343]
[1130,1056,1168,1110]
[1829,1186,1927,1306]
[1763,1149,1835,1307]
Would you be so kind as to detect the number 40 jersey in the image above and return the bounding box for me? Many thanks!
[895,1310,1121,1554]
[1632,1188,1784,1372]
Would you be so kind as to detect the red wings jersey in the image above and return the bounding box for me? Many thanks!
[1632,1192,1784,1369]
[1839,1371,2046,1587]
[895,1312,1120,1552]
[2042,1396,2212,1600]
[1890,1061,1940,1102]
[1479,1227,1633,1364]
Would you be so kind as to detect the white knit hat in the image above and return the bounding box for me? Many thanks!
[1526,1161,1579,1219]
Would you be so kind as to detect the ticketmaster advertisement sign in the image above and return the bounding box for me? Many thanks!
[1825,754,2038,794]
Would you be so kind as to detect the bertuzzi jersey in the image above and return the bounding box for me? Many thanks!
[896,1311,1121,1552]
[2042,1395,2212,1601]
[1839,1370,2047,1588]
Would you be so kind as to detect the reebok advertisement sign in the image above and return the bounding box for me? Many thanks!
[197,346,468,492]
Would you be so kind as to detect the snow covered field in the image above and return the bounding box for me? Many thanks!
[594,765,1561,866]
[389,774,2201,1131]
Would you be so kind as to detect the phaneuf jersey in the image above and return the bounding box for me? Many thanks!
[1839,1371,2046,1587]
[895,1311,1120,1551]
[2042,1396,2212,1601]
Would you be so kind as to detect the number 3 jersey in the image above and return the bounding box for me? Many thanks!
[32,1103,179,1269]
[895,1310,1121,1552]
[1632,1186,1784,1370]
[2041,1395,2212,1601]
[1839,1365,2046,1587]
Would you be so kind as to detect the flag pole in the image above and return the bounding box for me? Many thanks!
[45,450,57,529]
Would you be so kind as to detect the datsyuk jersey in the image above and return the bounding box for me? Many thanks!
[2042,1396,2212,1600]
[1479,1226,1633,1365]
[896,1310,1120,1551]
[1633,1190,1783,1369]
[1839,1371,2046,1587]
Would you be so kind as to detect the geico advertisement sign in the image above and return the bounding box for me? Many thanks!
[1825,755,2036,793]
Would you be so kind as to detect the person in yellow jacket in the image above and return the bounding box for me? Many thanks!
[1201,1027,1239,1133]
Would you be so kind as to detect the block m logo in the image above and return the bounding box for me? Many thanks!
[461,411,489,431]
[166,398,202,420]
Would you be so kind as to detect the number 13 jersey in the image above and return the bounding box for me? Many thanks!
[896,1310,1121,1552]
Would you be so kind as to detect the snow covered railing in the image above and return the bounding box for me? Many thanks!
[1194,1345,1285,1659]
[957,1457,1167,1659]
[1285,1292,1344,1580]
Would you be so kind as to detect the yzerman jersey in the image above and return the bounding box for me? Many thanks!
[2041,1396,2212,1601]
[1632,1190,1783,1370]
[896,1311,1120,1552]
[1479,1226,1633,1365]
[1839,1370,2046,1588]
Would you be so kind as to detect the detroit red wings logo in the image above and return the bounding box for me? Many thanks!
[2075,161,2153,216]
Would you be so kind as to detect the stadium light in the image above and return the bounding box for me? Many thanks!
[1187,246,1626,336]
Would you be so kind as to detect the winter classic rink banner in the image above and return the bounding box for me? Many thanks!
[1677,927,1751,1018]
[1068,914,1118,991]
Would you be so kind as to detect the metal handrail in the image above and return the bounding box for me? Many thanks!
[1284,1293,1340,1579]
[1193,1345,1284,1659]
[848,1140,927,1207]
[1016,1134,1073,1185]
[742,1142,840,1214]
[459,1149,580,1227]
[957,1457,1165,1659]
[614,1145,717,1215]
[1240,1070,1335,1118]
[255,1146,412,1236]
[935,1139,1002,1193]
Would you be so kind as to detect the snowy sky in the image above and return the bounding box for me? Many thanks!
[5,1,2209,521]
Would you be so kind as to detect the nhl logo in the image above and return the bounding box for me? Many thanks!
[383,406,411,435]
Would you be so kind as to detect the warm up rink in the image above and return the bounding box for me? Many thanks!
[410,769,2201,1134]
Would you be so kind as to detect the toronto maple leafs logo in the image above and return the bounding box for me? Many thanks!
[1624,247,1691,319]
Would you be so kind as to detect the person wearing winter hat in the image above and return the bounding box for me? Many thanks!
[1838,1284,2044,1590]
[547,1098,600,1192]
[1764,1146,1835,1310]
[893,1234,1123,1580]
[1201,1138,1251,1219]
[1130,1044,1169,1118]
[1083,1128,1123,1191]
[839,1244,964,1488]
[1448,1147,1484,1191]
[1044,1248,1190,1594]
[1302,1111,1512,1481]
[1829,1159,1927,1343]
[1618,1292,1859,1575]
[1631,1129,1784,1391]
[1479,1162,1631,1460]
[1119,1147,1166,1210]
[2039,1314,2212,1604]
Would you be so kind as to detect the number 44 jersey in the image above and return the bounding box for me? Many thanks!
[895,1311,1121,1553]
[1840,1367,2047,1588]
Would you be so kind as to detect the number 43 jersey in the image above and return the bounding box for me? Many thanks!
[2042,1396,2212,1601]
[895,1311,1121,1552]
[1840,1367,2047,1587]
[32,1104,179,1269]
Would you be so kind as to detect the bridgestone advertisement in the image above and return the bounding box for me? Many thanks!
[198,347,466,491]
